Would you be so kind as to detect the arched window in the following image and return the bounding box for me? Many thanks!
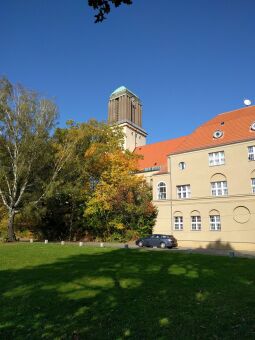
[210,173,228,196]
[209,209,221,231]
[157,182,166,200]
[251,170,255,194]
[173,211,183,230]
[190,210,201,231]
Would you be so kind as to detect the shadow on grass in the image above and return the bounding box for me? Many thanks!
[0,248,255,339]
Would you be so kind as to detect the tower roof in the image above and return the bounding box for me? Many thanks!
[111,86,139,98]
[111,86,127,95]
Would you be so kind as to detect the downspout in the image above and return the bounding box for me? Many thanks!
[169,155,173,234]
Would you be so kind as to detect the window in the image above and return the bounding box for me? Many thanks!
[177,185,191,199]
[210,215,221,231]
[157,182,166,200]
[209,151,225,166]
[115,98,119,121]
[178,162,186,170]
[213,130,223,139]
[252,178,255,194]
[211,181,228,196]
[191,216,201,230]
[174,216,183,230]
[248,146,255,161]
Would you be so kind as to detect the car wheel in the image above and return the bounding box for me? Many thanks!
[138,241,144,247]
[160,242,166,249]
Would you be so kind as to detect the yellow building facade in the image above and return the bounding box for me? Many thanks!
[109,87,255,251]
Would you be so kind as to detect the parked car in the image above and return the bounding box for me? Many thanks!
[136,234,178,249]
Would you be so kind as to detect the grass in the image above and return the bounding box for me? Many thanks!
[0,244,255,339]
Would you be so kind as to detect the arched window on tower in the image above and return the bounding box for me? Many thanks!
[115,98,119,122]
[157,182,166,200]
[131,97,135,123]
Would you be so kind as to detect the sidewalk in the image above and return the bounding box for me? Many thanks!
[78,241,255,258]
[17,240,255,258]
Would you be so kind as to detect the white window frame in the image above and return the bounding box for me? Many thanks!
[248,146,255,161]
[252,178,255,194]
[157,182,166,200]
[174,216,183,230]
[211,181,228,196]
[210,215,221,231]
[191,216,201,231]
[208,151,225,166]
[177,185,191,199]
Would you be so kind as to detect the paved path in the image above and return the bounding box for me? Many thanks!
[70,241,255,258]
[18,240,255,258]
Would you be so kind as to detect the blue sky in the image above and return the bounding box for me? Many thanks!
[1,0,255,143]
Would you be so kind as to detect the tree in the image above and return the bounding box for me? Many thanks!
[88,0,132,23]
[0,78,59,241]
[26,119,125,241]
[85,149,157,240]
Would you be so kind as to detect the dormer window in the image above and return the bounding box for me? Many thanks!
[250,122,255,131]
[213,130,223,139]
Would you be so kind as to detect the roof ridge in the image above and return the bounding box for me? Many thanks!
[135,135,186,150]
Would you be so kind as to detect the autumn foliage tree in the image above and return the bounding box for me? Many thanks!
[85,149,157,240]
[0,78,157,242]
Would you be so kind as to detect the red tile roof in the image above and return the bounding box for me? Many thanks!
[134,136,187,172]
[172,106,255,154]
[134,106,255,172]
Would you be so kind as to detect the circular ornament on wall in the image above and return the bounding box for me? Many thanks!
[233,206,250,224]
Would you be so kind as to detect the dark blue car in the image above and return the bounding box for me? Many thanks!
[136,234,178,249]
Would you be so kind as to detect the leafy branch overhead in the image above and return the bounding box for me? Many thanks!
[88,0,132,23]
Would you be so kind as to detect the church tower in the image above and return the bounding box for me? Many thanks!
[108,86,147,151]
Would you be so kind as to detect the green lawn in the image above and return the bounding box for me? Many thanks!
[0,244,255,339]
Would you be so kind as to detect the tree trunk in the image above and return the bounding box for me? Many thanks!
[7,210,16,242]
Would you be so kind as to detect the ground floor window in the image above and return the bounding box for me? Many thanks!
[191,216,201,230]
[174,216,183,230]
[252,178,255,194]
[210,215,221,231]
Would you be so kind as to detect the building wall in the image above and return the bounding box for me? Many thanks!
[151,140,255,251]
[121,124,146,151]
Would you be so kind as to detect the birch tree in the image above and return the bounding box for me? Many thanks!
[0,78,58,241]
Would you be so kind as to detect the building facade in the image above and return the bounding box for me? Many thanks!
[109,86,255,251]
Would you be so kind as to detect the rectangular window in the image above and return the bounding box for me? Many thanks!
[252,178,255,194]
[248,146,255,161]
[177,185,191,199]
[211,181,228,196]
[209,151,225,166]
[210,215,221,231]
[174,216,183,230]
[191,216,201,230]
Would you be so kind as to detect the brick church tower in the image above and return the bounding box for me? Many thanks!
[108,86,147,151]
